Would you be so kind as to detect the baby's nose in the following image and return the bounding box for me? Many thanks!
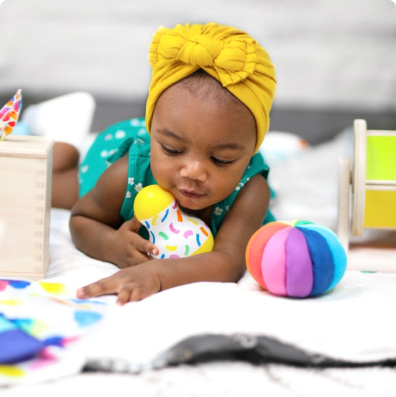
[179,159,207,182]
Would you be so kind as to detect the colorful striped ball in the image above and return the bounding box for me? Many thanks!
[245,220,347,298]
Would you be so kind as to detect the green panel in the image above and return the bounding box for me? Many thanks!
[366,136,396,181]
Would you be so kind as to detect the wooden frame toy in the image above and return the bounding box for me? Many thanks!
[337,119,396,271]
[0,135,54,280]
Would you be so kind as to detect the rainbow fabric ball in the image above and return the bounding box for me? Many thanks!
[245,221,347,298]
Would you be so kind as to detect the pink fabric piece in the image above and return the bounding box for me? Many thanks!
[285,228,313,297]
[261,227,291,296]
[62,336,80,346]
[29,357,57,370]
[29,348,59,370]
[0,280,9,291]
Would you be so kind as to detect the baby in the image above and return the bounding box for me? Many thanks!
[51,22,277,305]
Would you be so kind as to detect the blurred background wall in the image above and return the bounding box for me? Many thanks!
[1,0,396,144]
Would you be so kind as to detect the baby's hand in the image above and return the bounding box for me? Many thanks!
[110,216,159,269]
[76,261,161,305]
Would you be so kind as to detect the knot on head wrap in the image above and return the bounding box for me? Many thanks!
[146,22,277,154]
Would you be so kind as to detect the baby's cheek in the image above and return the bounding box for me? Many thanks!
[212,172,239,199]
[151,157,173,186]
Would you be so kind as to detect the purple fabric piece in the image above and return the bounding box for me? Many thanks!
[0,328,44,364]
[285,228,313,298]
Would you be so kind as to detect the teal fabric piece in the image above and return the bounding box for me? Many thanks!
[298,224,339,240]
[79,118,276,239]
[0,315,16,333]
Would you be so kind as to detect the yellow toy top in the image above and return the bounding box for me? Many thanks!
[134,185,174,221]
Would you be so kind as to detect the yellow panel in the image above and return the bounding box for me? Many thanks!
[366,136,396,181]
[364,190,396,228]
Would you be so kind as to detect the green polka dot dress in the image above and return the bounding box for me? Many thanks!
[79,118,276,239]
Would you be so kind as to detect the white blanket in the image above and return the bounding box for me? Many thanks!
[4,129,396,395]
[47,207,396,363]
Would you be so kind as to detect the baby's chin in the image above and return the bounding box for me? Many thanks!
[176,195,209,212]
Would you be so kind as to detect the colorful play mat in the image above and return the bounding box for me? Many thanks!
[0,279,108,385]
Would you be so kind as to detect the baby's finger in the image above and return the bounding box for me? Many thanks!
[132,250,152,263]
[119,249,151,268]
[131,234,159,256]
[116,285,145,305]
[77,276,118,299]
[124,215,143,233]
[116,283,135,306]
[130,286,145,302]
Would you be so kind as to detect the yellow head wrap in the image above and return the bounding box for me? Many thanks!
[145,22,277,154]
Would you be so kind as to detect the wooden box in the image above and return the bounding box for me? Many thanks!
[0,135,54,279]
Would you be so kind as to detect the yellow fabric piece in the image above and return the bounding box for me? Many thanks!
[364,190,396,228]
[146,23,277,153]
[39,282,70,295]
[0,366,25,377]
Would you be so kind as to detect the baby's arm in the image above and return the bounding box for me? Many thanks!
[70,155,158,267]
[77,174,271,304]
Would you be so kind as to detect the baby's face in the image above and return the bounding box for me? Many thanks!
[150,84,256,211]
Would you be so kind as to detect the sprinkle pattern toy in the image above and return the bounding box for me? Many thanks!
[246,220,347,298]
[0,89,22,141]
[134,185,214,259]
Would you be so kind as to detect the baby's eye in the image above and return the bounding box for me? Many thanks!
[211,157,236,167]
[161,144,183,156]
